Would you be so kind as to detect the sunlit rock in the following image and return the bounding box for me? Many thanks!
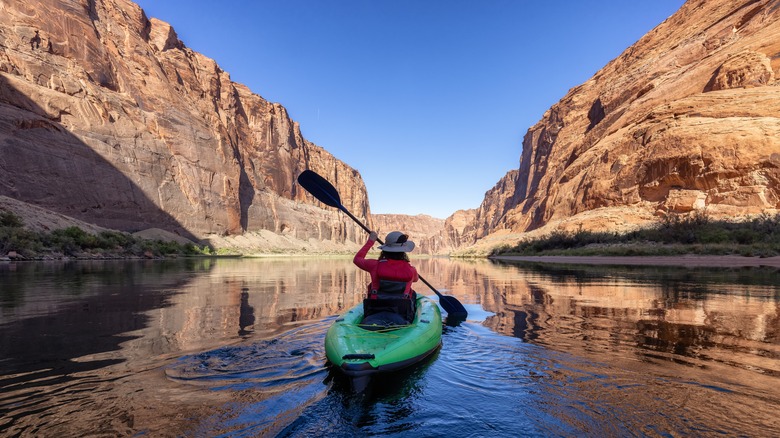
[0,0,369,251]
[463,0,780,252]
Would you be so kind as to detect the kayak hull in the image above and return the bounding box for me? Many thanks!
[325,296,443,377]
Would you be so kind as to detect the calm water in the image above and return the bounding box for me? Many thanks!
[1,257,779,437]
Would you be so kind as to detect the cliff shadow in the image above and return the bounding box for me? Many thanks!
[0,74,198,241]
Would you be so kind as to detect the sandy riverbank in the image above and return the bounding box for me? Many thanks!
[491,255,780,268]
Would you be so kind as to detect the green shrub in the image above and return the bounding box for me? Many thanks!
[0,210,24,228]
[0,227,43,253]
[493,212,780,257]
[732,229,758,245]
[0,215,206,258]
[95,230,134,248]
[697,228,729,244]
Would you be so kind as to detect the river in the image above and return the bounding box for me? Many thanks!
[1,257,778,437]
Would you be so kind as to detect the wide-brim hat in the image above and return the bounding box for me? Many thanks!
[378,231,415,253]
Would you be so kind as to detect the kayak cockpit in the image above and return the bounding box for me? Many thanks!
[325,296,443,378]
[359,311,411,330]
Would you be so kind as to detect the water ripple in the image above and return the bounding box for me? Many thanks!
[165,320,331,390]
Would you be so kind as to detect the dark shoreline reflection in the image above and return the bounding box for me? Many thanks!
[0,259,214,374]
[0,259,215,436]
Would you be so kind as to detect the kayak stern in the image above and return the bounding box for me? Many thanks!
[326,296,443,377]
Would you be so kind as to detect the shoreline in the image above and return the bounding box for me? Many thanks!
[490,255,780,268]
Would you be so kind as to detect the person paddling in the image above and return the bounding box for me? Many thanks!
[296,168,467,318]
[353,230,418,324]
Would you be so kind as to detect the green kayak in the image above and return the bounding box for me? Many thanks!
[325,295,443,377]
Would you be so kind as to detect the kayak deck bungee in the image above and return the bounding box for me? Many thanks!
[325,295,443,377]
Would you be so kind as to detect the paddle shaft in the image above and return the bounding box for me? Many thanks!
[297,169,467,317]
[335,204,445,299]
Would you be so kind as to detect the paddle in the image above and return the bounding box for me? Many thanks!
[297,169,468,318]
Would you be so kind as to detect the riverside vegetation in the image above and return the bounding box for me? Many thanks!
[4,208,779,260]
[491,213,780,257]
[0,210,205,260]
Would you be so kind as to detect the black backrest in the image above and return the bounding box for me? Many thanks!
[363,297,415,325]
[375,280,406,300]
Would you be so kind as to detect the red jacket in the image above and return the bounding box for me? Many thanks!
[353,238,418,298]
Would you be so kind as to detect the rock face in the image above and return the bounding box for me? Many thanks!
[372,212,502,255]
[440,208,478,252]
[371,214,445,254]
[0,0,369,247]
[470,0,780,243]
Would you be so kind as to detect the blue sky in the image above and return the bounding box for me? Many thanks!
[134,0,686,219]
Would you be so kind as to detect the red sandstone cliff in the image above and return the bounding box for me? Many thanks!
[4,1,778,256]
[467,0,780,249]
[0,0,369,249]
[371,213,444,254]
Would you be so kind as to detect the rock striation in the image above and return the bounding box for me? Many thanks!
[0,0,369,249]
[467,0,780,247]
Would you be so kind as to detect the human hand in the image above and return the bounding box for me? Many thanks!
[368,231,378,242]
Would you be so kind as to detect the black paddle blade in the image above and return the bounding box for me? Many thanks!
[439,295,468,319]
[297,170,343,209]
[419,272,468,319]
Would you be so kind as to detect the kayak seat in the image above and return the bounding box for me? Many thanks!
[363,280,416,327]
[361,307,410,329]
[373,280,407,299]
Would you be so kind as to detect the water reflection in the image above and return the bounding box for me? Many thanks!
[414,258,780,435]
[0,257,365,437]
[277,350,440,437]
[238,287,255,337]
[1,257,779,436]
[415,259,780,371]
[555,264,772,372]
[0,260,209,373]
[152,258,365,353]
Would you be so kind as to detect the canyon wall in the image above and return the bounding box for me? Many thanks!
[0,0,369,249]
[4,0,778,256]
[371,213,445,255]
[468,0,780,245]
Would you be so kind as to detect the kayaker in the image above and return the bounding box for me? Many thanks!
[354,230,419,323]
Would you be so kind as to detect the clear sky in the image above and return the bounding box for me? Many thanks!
[134,0,686,219]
